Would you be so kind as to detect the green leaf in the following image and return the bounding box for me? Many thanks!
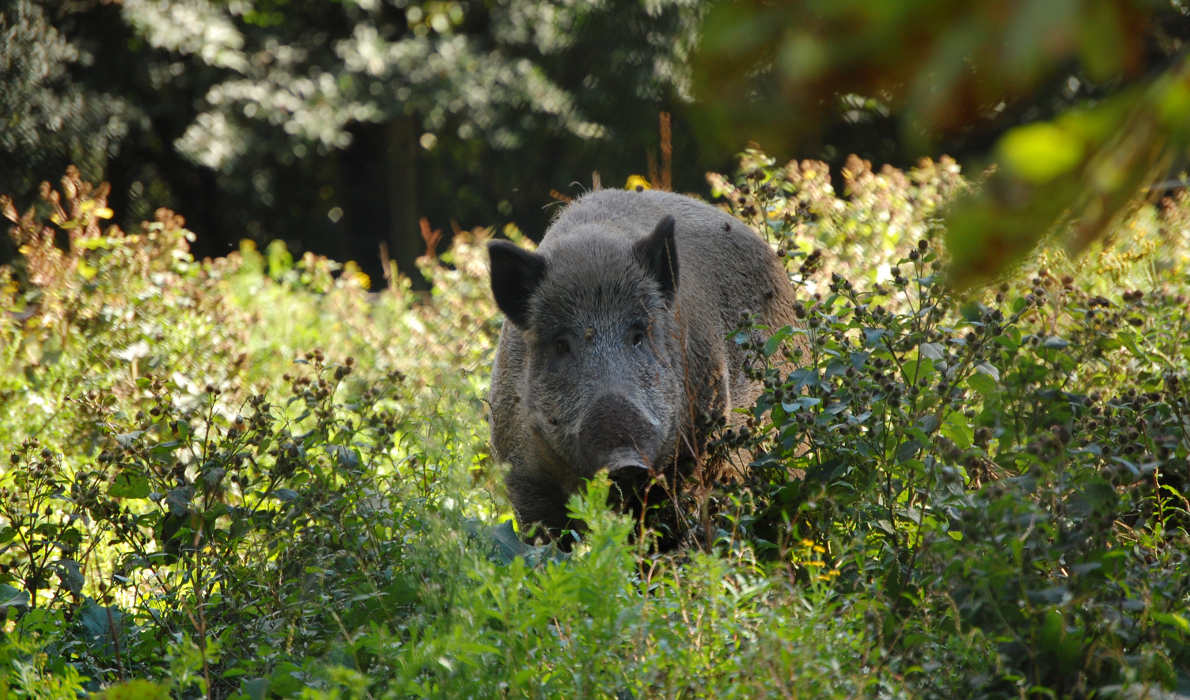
[111,466,149,500]
[0,584,29,613]
[998,122,1085,184]
[918,342,945,360]
[916,414,940,434]
[966,372,996,397]
[863,328,888,346]
[1027,587,1070,606]
[1154,612,1190,634]
[896,439,922,462]
[110,471,150,499]
[974,361,1000,382]
[149,441,181,462]
[941,411,974,450]
[782,396,821,413]
[239,678,269,700]
[487,519,530,564]
[79,598,122,647]
[266,239,294,280]
[165,486,193,517]
[55,559,83,596]
[92,679,171,700]
[764,325,794,357]
[76,259,98,280]
[269,662,303,697]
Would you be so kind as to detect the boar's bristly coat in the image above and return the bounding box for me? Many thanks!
[487,189,800,541]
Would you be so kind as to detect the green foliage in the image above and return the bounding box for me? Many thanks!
[0,1,140,203]
[945,65,1190,288]
[107,0,708,276]
[696,0,1170,141]
[0,169,499,695]
[1,160,1188,698]
[2,0,712,283]
[711,152,1190,697]
[119,0,702,162]
[695,1,1190,287]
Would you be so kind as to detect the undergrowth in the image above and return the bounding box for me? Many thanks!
[0,156,1186,698]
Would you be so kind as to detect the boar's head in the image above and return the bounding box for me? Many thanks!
[488,216,686,490]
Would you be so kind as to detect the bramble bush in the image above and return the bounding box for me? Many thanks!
[0,156,1186,698]
[708,152,1190,696]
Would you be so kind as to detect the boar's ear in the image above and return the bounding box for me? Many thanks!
[488,240,547,328]
[634,215,679,304]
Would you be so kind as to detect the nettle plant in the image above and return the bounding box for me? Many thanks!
[707,153,1190,695]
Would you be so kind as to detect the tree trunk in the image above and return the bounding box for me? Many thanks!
[385,116,425,289]
[341,117,426,290]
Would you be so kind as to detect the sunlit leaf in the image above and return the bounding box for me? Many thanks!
[941,411,973,450]
[998,123,1085,184]
[1154,611,1190,634]
[76,258,97,280]
[110,471,151,499]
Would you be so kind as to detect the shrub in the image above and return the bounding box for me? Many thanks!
[0,159,1187,698]
[0,169,497,694]
[709,152,1190,697]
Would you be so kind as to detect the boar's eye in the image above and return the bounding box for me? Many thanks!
[551,336,571,357]
[629,323,647,347]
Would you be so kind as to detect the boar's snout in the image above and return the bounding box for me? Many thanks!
[579,390,661,477]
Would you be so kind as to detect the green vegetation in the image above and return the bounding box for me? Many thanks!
[0,0,706,278]
[696,0,1190,287]
[1,157,1188,698]
[13,0,1188,287]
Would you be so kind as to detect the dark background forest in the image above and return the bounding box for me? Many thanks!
[6,0,1188,286]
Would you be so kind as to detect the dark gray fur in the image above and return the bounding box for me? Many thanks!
[487,189,800,539]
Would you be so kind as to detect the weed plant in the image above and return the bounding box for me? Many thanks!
[0,159,1186,698]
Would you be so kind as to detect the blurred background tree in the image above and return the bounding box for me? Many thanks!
[695,0,1190,286]
[120,0,715,284]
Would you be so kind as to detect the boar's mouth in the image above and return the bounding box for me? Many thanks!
[603,447,651,475]
[604,447,654,508]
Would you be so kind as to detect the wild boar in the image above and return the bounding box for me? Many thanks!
[487,188,800,541]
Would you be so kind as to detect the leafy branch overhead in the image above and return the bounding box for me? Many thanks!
[694,0,1190,287]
